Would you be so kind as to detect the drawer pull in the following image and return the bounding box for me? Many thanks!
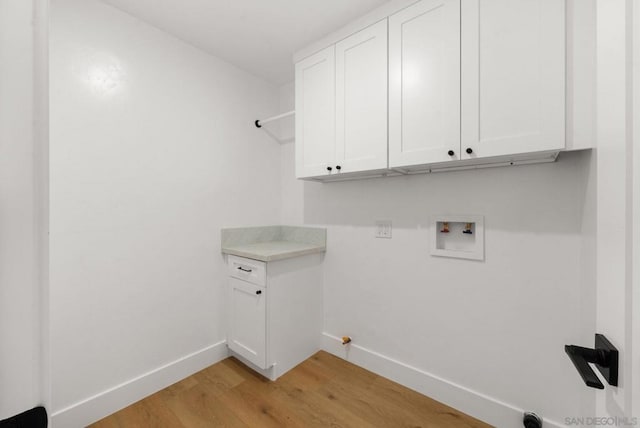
[237,267,253,273]
[256,290,262,295]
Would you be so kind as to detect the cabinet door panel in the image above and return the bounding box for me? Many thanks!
[389,0,461,168]
[336,20,388,173]
[461,0,565,158]
[295,46,335,178]
[228,278,266,369]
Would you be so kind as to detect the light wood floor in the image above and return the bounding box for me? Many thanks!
[89,351,491,428]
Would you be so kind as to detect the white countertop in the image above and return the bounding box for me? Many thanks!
[220,226,326,262]
[222,240,325,262]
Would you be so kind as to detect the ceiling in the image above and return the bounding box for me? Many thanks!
[100,0,390,85]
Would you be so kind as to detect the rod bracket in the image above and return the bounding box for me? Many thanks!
[254,119,262,128]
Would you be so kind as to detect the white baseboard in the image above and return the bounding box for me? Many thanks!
[322,333,564,428]
[51,341,229,428]
[50,335,567,428]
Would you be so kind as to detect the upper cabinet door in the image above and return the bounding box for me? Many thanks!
[295,46,335,178]
[461,0,565,159]
[335,20,388,173]
[389,0,461,168]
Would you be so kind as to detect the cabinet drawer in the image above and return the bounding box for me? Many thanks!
[228,255,266,286]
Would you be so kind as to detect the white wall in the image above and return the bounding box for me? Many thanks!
[278,82,303,225]
[595,0,636,417]
[50,0,282,424]
[277,7,598,418]
[47,0,637,426]
[277,1,602,424]
[281,144,592,426]
[633,0,640,416]
[0,0,48,419]
[570,4,598,418]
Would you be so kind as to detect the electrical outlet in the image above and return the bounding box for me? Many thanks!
[375,220,392,238]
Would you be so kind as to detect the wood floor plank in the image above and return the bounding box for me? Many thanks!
[99,393,184,428]
[165,384,248,428]
[309,350,378,385]
[273,378,376,428]
[89,351,493,428]
[215,378,304,428]
[88,416,121,428]
[371,375,487,428]
[192,361,246,397]
[155,375,199,401]
[277,357,336,392]
[317,374,428,428]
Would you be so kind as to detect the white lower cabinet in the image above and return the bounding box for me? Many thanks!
[228,277,267,369]
[226,255,323,380]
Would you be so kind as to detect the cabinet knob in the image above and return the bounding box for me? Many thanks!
[466,148,473,154]
[336,165,341,171]
[256,290,262,295]
[327,166,332,172]
[447,150,455,156]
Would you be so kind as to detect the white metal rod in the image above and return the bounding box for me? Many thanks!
[255,110,295,128]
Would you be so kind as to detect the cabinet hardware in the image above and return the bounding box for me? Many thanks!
[255,290,262,295]
[448,150,455,156]
[326,166,332,172]
[466,148,473,154]
[336,165,341,170]
[565,334,618,389]
[237,267,252,273]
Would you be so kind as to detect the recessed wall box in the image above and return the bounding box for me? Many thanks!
[430,215,484,261]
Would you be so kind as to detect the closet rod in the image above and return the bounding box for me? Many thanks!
[255,110,295,128]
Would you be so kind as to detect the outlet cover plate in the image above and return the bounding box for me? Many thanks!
[430,215,484,260]
[375,220,392,239]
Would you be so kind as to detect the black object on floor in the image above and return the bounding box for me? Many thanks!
[523,412,543,428]
[0,406,47,428]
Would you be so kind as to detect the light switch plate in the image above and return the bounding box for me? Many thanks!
[375,220,392,239]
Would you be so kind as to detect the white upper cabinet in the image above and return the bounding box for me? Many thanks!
[296,22,388,179]
[336,20,388,173]
[460,0,565,159]
[389,0,461,168]
[294,0,568,179]
[295,46,335,178]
